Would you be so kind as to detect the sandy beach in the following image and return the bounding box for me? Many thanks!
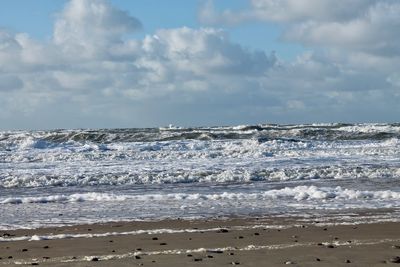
[1,215,400,267]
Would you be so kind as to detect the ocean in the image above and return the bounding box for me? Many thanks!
[1,123,400,230]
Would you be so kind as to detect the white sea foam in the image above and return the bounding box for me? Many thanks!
[1,135,399,188]
[1,124,400,230]
[0,192,128,204]
[2,186,400,205]
[337,123,400,134]
[2,183,400,230]
[0,224,287,242]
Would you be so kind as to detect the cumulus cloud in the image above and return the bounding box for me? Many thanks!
[200,0,376,24]
[197,0,400,121]
[247,0,375,23]
[0,30,22,70]
[0,0,399,129]
[53,0,142,59]
[200,0,400,57]
[284,1,400,57]
[0,0,280,129]
[140,27,276,78]
[198,0,254,26]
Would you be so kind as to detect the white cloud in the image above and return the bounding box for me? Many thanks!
[198,0,253,26]
[284,1,400,57]
[201,0,400,57]
[200,0,377,24]
[197,0,400,120]
[0,0,399,129]
[140,27,276,78]
[0,30,22,70]
[249,0,375,23]
[0,0,280,129]
[53,0,141,59]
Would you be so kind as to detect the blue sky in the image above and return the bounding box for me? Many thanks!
[0,0,399,129]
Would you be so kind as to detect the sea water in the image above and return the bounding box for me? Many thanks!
[1,123,400,229]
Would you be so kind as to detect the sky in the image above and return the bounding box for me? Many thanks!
[0,0,399,130]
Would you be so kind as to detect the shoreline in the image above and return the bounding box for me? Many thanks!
[1,207,398,231]
[1,215,400,266]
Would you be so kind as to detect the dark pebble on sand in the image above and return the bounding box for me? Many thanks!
[8,256,13,259]
[152,237,158,240]
[87,228,92,231]
[334,237,339,240]
[109,240,113,243]
[91,257,99,261]
[22,248,28,252]
[218,229,229,233]
[207,255,214,258]
[231,262,240,265]
[187,254,193,257]
[326,244,335,248]
[393,245,400,249]
[345,259,351,263]
[208,250,223,254]
[237,236,244,239]
[254,232,260,236]
[194,258,203,262]
[112,250,115,253]
[135,256,141,259]
[31,263,39,266]
[229,252,235,256]
[43,257,50,260]
[160,242,167,246]
[390,256,400,263]
[294,240,298,242]
[316,258,321,261]
[323,228,328,231]
[317,243,323,246]
[43,245,49,249]
[136,248,142,251]
[71,256,77,259]
[189,238,192,240]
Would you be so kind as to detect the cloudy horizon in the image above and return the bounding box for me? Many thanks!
[0,0,399,130]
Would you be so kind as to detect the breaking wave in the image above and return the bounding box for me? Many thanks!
[0,123,399,188]
[1,123,400,149]
[2,185,400,205]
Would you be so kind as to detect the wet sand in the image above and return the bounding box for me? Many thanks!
[1,217,400,266]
